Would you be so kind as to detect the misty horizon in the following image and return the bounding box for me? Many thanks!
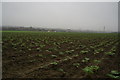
[2,2,118,32]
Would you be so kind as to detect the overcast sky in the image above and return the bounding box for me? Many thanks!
[2,2,118,31]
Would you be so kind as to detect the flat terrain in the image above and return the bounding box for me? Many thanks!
[2,31,120,78]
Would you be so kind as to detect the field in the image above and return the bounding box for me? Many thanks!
[2,31,120,78]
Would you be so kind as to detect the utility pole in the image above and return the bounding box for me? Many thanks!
[104,26,105,33]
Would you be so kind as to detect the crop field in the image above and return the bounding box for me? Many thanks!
[2,31,120,78]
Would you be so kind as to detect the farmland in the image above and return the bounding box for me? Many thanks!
[2,31,120,78]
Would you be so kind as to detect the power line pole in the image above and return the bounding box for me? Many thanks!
[104,26,105,33]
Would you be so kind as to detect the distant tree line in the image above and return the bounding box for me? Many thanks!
[2,26,117,33]
[2,26,66,32]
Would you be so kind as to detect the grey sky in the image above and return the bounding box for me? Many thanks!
[2,2,118,32]
[0,2,2,29]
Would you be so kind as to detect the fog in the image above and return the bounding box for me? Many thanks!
[2,2,118,32]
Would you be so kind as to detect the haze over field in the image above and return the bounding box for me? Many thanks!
[2,2,118,32]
